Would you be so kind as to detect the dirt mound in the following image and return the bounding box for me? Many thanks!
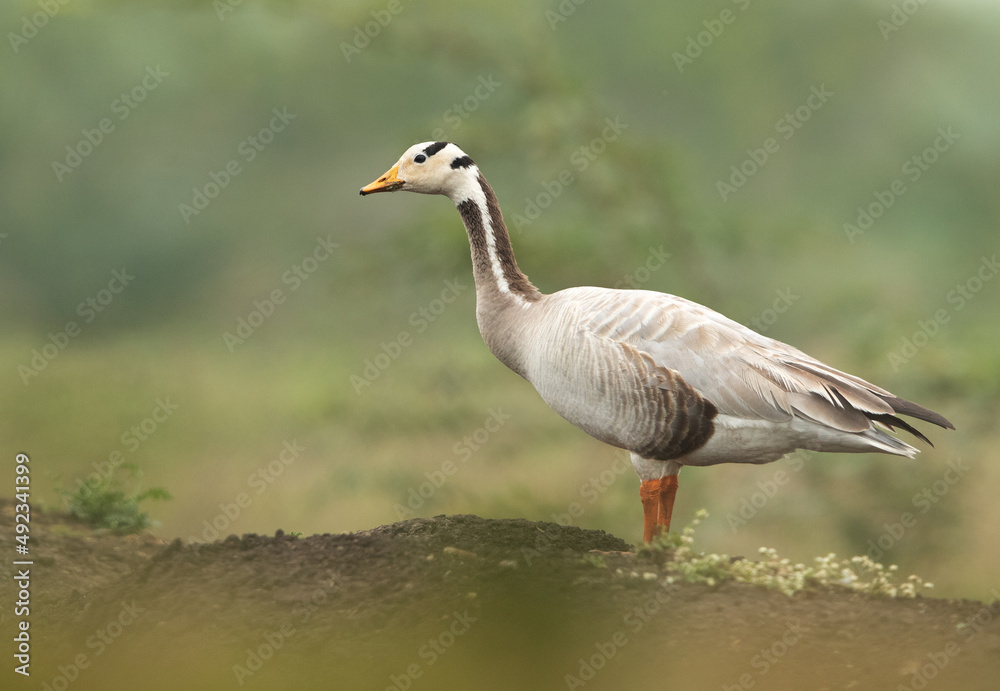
[3,502,999,690]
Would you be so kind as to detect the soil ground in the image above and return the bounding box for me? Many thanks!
[2,499,999,691]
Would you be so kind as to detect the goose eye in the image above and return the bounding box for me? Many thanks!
[414,154,427,163]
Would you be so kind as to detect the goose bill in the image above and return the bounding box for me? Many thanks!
[360,165,404,195]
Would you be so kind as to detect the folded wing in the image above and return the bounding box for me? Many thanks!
[567,287,954,445]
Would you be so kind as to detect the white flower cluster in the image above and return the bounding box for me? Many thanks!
[642,510,933,598]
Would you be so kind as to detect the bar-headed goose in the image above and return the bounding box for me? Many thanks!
[360,142,954,542]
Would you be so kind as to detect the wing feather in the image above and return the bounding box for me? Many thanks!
[558,286,952,441]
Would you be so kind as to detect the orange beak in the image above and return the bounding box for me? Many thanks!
[359,164,404,196]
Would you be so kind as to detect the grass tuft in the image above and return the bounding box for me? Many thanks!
[62,470,171,534]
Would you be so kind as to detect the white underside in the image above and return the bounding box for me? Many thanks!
[629,414,918,481]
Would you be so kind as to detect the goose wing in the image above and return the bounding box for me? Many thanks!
[561,287,953,437]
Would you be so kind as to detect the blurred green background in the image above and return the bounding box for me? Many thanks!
[2,0,997,599]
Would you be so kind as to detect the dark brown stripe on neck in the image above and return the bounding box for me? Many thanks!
[456,175,541,302]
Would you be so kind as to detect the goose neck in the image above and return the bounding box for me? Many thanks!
[454,172,542,309]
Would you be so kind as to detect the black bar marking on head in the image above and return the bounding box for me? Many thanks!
[451,155,474,169]
[423,141,448,157]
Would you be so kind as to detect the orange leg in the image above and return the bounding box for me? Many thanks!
[640,475,679,542]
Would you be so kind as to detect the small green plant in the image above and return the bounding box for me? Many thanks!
[63,469,171,534]
[580,553,607,569]
[642,510,933,598]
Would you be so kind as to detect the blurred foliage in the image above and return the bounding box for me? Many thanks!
[1,1,998,597]
[63,466,172,533]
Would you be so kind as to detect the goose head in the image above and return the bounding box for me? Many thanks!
[359,141,478,203]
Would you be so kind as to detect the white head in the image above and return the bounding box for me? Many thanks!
[359,142,480,203]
